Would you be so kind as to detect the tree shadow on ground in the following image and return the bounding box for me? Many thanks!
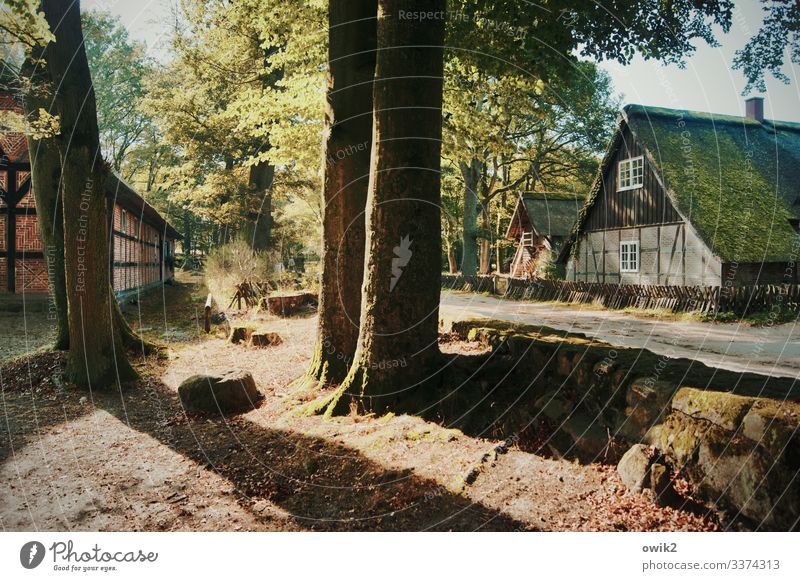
[89,377,527,532]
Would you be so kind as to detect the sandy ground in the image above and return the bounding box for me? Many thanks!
[441,292,800,379]
[0,310,55,364]
[0,276,722,532]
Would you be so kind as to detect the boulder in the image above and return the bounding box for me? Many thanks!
[621,378,678,439]
[178,369,263,414]
[617,444,651,493]
[671,387,753,431]
[646,390,800,530]
[250,332,282,348]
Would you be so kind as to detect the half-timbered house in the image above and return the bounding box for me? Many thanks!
[0,91,180,297]
[559,99,800,285]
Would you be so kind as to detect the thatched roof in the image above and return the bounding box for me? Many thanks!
[562,104,800,263]
[506,192,583,240]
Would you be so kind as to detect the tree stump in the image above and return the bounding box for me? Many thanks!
[228,325,254,344]
[250,332,282,348]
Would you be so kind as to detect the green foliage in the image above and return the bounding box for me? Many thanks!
[82,10,154,170]
[733,1,800,93]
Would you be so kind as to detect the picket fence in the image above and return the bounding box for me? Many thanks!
[441,275,800,315]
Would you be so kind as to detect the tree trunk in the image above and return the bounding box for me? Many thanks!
[479,204,491,274]
[42,0,136,387]
[459,158,480,276]
[244,160,274,251]
[302,0,377,389]
[20,51,69,350]
[328,0,446,415]
[446,241,458,274]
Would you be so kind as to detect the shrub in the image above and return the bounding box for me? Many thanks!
[205,240,273,305]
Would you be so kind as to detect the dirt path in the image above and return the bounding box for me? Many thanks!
[441,292,800,379]
[0,277,720,532]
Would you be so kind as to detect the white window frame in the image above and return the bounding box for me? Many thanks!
[620,240,640,273]
[617,156,644,191]
[120,209,127,234]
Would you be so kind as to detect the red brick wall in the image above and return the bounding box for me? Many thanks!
[111,204,164,293]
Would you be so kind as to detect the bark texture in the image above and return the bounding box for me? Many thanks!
[332,0,446,414]
[42,0,136,387]
[21,51,69,349]
[304,0,377,386]
[244,161,274,251]
[459,159,480,276]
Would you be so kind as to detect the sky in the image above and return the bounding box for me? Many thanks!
[84,0,800,122]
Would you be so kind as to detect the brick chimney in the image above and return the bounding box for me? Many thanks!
[745,97,764,122]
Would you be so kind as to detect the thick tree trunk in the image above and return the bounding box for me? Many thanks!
[244,160,274,251]
[459,158,480,276]
[42,0,136,387]
[21,52,69,350]
[328,0,446,415]
[479,205,491,274]
[302,0,377,389]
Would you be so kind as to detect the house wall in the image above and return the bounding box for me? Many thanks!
[584,125,682,231]
[566,221,722,286]
[111,205,165,294]
[0,166,176,295]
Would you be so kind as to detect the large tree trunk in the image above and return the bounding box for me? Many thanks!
[327,0,446,415]
[20,51,69,350]
[459,158,480,276]
[42,0,136,387]
[302,0,377,389]
[244,161,274,251]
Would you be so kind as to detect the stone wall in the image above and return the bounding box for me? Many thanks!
[443,318,800,530]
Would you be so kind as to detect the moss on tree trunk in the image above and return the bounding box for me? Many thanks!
[325,0,446,415]
[303,0,377,387]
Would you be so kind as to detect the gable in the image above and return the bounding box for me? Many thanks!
[580,124,682,232]
[626,106,799,262]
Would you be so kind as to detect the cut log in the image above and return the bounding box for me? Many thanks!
[267,292,318,317]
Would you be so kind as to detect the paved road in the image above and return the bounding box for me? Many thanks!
[440,292,800,379]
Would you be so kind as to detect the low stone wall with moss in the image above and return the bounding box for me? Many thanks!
[440,318,800,529]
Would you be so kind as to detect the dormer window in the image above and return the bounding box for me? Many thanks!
[618,156,644,191]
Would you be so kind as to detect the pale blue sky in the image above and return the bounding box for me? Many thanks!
[84,0,800,122]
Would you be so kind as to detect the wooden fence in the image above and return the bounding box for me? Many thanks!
[441,275,800,315]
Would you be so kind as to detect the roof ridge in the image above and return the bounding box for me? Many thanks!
[623,103,800,131]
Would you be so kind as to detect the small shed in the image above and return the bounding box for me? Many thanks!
[506,192,582,279]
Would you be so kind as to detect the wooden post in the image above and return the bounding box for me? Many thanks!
[204,292,212,333]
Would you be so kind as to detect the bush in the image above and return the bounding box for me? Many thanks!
[205,240,273,305]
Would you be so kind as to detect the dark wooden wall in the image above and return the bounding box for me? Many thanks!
[584,124,682,231]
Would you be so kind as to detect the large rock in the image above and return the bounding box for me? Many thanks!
[620,378,678,440]
[617,444,651,493]
[645,388,800,530]
[671,387,753,431]
[178,369,263,414]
